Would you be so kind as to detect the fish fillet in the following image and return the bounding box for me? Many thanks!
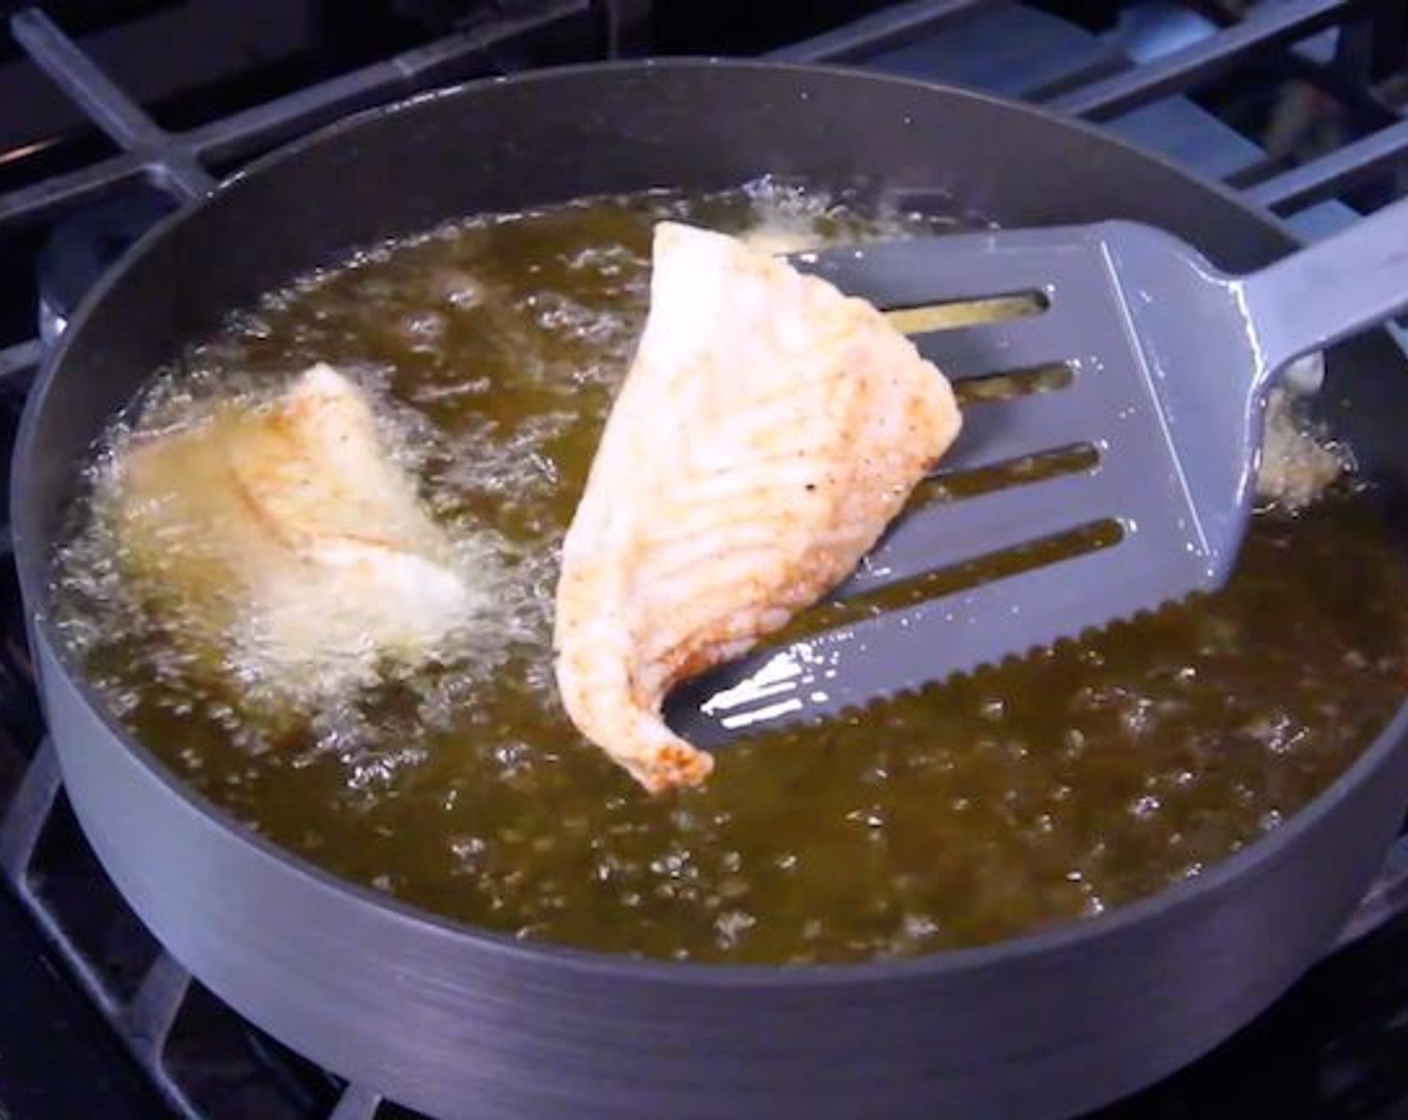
[554,223,962,793]
[114,363,479,698]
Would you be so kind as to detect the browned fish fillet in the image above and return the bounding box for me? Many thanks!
[554,223,962,792]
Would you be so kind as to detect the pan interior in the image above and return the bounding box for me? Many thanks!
[48,179,1408,965]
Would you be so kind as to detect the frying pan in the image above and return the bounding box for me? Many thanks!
[14,61,1408,1120]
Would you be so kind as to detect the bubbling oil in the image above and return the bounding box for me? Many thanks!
[52,180,1408,964]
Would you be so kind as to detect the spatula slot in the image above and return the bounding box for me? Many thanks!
[954,362,1073,404]
[861,517,1124,608]
[912,313,1081,384]
[939,384,1096,473]
[924,443,1098,498]
[885,291,1047,335]
[836,454,1109,596]
[764,517,1126,649]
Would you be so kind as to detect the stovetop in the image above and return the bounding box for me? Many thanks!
[4,2,1408,1117]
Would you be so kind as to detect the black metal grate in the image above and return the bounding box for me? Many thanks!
[3,2,1408,1118]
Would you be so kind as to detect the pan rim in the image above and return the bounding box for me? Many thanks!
[14,55,1408,987]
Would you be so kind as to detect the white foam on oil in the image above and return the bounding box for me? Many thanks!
[53,364,539,765]
[737,176,936,256]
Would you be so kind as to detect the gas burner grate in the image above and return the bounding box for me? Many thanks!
[3,2,1408,1117]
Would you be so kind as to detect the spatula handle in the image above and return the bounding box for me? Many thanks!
[1242,195,1408,376]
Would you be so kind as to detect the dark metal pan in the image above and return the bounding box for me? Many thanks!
[14,60,1408,1120]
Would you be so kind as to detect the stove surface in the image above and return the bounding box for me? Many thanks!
[4,2,1408,1117]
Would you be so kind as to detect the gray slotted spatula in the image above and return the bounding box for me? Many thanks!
[670,200,1408,748]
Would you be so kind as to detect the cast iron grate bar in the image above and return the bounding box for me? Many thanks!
[123,953,191,1065]
[1249,116,1408,210]
[1051,0,1363,119]
[3,744,135,1031]
[0,881,167,1118]
[0,737,59,880]
[765,0,1001,63]
[0,0,590,227]
[0,148,146,226]
[0,742,366,1119]
[331,1085,384,1120]
[592,0,654,58]
[187,0,588,167]
[0,341,42,391]
[1336,832,1408,947]
[12,9,214,202]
